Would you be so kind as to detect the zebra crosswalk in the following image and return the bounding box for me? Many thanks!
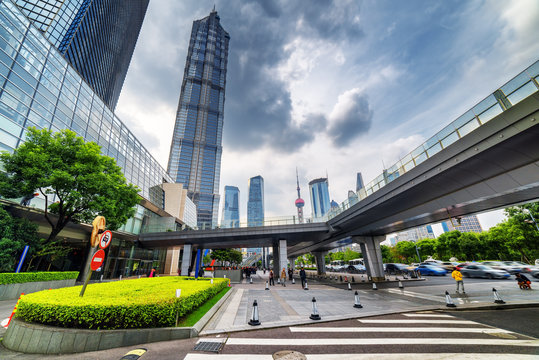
[184,311,539,359]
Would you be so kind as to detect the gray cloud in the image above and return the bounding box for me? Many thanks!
[327,90,373,146]
[215,0,365,152]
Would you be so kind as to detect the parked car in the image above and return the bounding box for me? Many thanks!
[482,261,521,275]
[385,263,410,275]
[460,264,510,279]
[347,264,366,273]
[414,264,447,276]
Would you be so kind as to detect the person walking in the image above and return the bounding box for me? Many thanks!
[451,267,465,293]
[269,269,275,286]
[288,267,293,281]
[299,267,307,288]
[281,267,287,287]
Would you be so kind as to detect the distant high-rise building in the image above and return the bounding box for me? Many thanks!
[396,225,435,242]
[14,0,149,110]
[167,9,230,229]
[222,186,240,228]
[294,168,305,223]
[247,176,264,227]
[356,172,364,192]
[309,178,330,218]
[442,215,483,233]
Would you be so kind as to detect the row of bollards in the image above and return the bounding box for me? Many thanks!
[445,288,506,307]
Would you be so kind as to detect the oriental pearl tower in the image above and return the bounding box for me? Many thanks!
[295,168,305,223]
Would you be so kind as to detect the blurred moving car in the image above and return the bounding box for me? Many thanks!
[385,263,410,275]
[460,264,510,279]
[347,264,366,273]
[482,261,521,274]
[455,262,472,270]
[414,264,447,276]
[440,261,459,270]
[529,267,539,279]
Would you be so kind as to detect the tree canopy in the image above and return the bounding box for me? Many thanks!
[210,249,243,265]
[0,128,140,242]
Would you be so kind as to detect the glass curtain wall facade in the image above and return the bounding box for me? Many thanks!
[222,185,239,228]
[309,178,330,219]
[0,0,173,216]
[247,176,264,227]
[442,215,483,233]
[167,9,230,230]
[14,0,149,110]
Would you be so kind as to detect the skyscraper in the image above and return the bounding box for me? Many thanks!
[247,176,264,227]
[167,9,230,229]
[356,172,364,192]
[14,0,149,110]
[222,186,240,228]
[309,178,331,219]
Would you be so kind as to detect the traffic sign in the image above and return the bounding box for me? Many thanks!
[99,230,112,249]
[91,249,105,271]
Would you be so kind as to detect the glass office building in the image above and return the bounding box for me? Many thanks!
[0,1,171,276]
[14,0,149,110]
[221,185,239,228]
[442,215,483,233]
[247,175,264,227]
[167,9,230,229]
[309,178,331,219]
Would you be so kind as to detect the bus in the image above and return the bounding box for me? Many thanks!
[349,258,364,266]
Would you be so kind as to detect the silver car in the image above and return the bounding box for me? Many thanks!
[482,261,521,275]
[461,264,510,279]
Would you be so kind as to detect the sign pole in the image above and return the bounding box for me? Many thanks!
[15,245,29,273]
[80,216,108,297]
[80,247,97,297]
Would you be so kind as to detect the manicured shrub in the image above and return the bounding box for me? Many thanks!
[0,271,79,284]
[16,277,227,329]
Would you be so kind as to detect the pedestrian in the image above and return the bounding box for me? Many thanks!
[451,267,465,293]
[300,267,307,288]
[269,269,275,286]
[288,267,293,281]
[516,273,532,289]
[280,267,287,286]
[199,266,205,278]
[149,268,156,278]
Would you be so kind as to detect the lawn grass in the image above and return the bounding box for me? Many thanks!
[176,286,231,327]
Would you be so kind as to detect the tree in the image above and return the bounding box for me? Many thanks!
[343,248,361,262]
[0,128,140,243]
[416,238,437,259]
[210,249,242,265]
[0,207,41,272]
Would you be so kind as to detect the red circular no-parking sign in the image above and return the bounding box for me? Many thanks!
[99,230,112,249]
[91,249,105,271]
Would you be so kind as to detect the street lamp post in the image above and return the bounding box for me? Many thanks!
[522,209,539,231]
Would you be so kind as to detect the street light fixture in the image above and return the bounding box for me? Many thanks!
[522,208,539,231]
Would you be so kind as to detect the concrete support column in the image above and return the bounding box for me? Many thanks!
[279,239,288,273]
[272,244,280,272]
[180,244,192,276]
[262,247,266,268]
[164,247,181,275]
[313,251,326,275]
[288,257,296,272]
[356,236,385,282]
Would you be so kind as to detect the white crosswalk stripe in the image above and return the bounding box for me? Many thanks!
[183,312,538,359]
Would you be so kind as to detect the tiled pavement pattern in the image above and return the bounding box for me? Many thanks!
[186,311,539,359]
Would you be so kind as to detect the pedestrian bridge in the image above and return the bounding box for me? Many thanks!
[140,61,539,281]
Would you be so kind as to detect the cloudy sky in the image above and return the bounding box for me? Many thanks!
[116,0,539,229]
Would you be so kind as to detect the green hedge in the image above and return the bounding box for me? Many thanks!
[0,271,79,285]
[16,277,228,329]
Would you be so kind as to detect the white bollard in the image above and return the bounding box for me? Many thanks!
[354,291,363,308]
[445,291,456,307]
[304,281,309,290]
[372,282,378,290]
[248,300,261,326]
[309,297,321,320]
[265,280,269,290]
[348,282,352,291]
[292,278,295,284]
[399,280,404,289]
[492,288,505,304]
[250,277,253,284]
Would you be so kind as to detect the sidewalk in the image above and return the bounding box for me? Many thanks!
[200,270,539,335]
